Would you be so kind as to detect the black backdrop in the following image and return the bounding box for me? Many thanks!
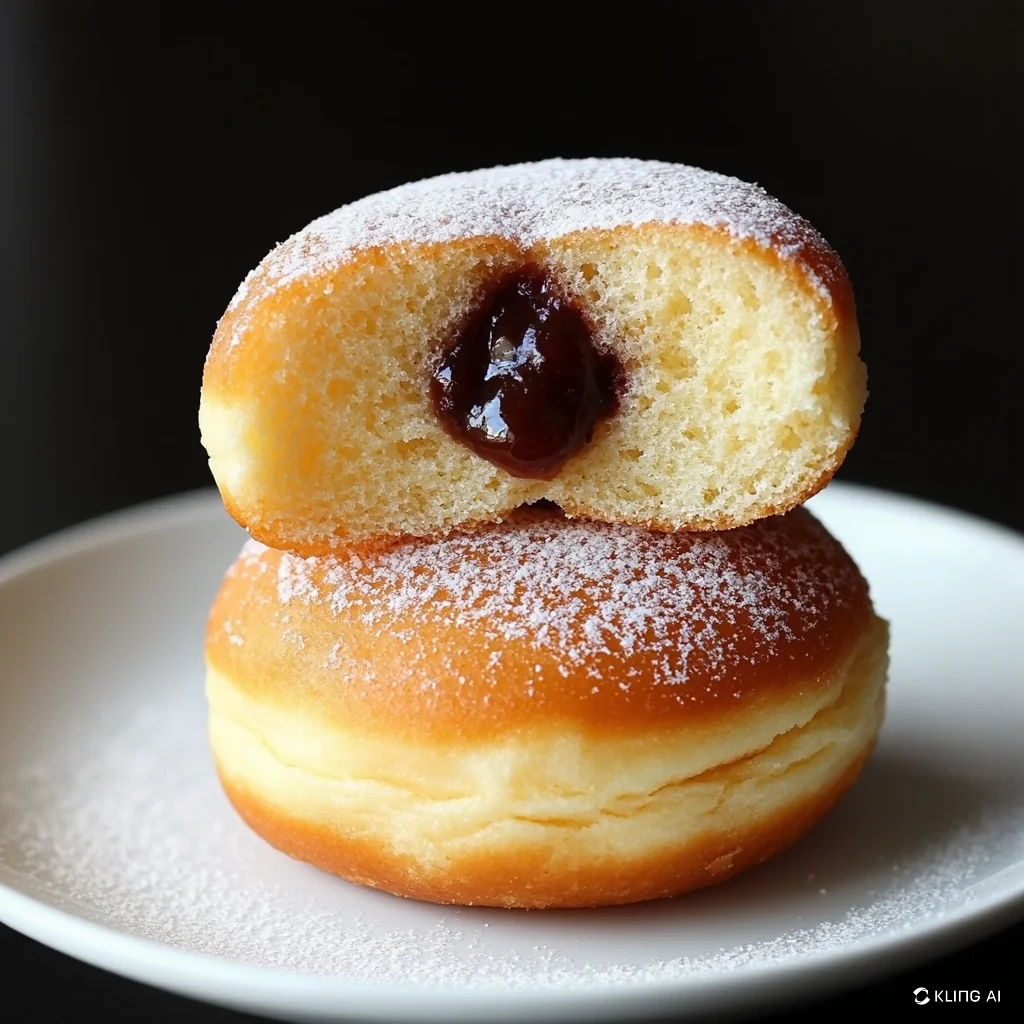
[1,1,1019,1021]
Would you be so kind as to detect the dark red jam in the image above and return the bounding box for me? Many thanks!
[430,266,621,479]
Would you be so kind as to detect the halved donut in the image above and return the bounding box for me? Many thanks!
[200,158,865,554]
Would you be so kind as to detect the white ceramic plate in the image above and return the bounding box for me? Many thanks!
[0,483,1022,1023]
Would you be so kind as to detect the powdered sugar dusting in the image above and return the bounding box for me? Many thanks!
[275,552,320,605]
[255,509,864,701]
[221,158,840,349]
[0,695,1018,989]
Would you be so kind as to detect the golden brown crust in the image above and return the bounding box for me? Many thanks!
[206,507,872,744]
[216,742,873,909]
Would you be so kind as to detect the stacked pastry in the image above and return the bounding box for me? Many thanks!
[199,159,888,908]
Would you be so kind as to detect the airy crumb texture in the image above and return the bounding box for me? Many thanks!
[200,159,865,553]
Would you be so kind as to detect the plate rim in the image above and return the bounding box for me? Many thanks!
[1,876,1021,1021]
[1,481,1023,1020]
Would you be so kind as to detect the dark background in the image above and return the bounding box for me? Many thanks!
[1,0,1019,1020]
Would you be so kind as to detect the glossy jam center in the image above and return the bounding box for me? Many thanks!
[430,267,621,479]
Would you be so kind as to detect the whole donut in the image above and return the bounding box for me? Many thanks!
[206,505,887,908]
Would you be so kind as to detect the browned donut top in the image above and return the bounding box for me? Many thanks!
[206,506,871,741]
[210,158,851,360]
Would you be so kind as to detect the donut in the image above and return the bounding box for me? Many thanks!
[199,158,866,555]
[205,505,887,908]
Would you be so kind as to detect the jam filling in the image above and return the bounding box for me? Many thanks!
[430,266,621,479]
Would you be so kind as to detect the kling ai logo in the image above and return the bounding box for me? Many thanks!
[912,987,1002,1005]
